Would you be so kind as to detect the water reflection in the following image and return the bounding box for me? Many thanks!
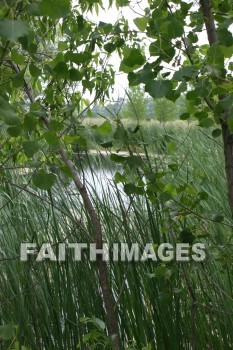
[74,153,126,201]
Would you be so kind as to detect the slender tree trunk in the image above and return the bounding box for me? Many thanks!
[221,122,233,215]
[59,148,121,349]
[9,61,121,349]
[200,0,233,215]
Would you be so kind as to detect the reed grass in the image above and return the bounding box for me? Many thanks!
[0,121,232,349]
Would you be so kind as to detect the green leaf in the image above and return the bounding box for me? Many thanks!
[23,141,40,158]
[7,126,22,137]
[199,118,214,128]
[0,108,21,125]
[82,80,95,92]
[66,51,92,65]
[164,183,177,195]
[180,113,190,120]
[167,18,184,38]
[12,69,25,88]
[104,43,116,53]
[32,172,56,190]
[207,44,224,67]
[173,66,197,80]
[23,114,36,131]
[220,45,233,59]
[0,324,15,340]
[128,63,154,86]
[29,63,41,78]
[115,37,125,48]
[0,20,30,42]
[11,50,25,65]
[145,80,173,99]
[98,22,113,34]
[60,165,73,178]
[185,184,197,195]
[96,120,112,135]
[194,111,208,121]
[124,183,144,195]
[133,17,149,32]
[53,62,68,78]
[117,0,129,6]
[29,102,46,118]
[53,52,65,66]
[25,3,41,16]
[125,156,143,169]
[149,41,175,63]
[2,111,21,125]
[120,48,146,72]
[198,191,208,201]
[167,141,177,154]
[63,135,79,144]
[91,317,106,331]
[212,212,224,223]
[168,163,178,171]
[220,95,233,109]
[179,228,195,244]
[212,128,222,137]
[58,41,68,51]
[110,154,126,163]
[217,28,233,47]
[61,104,76,113]
[69,68,82,81]
[113,124,128,142]
[49,120,64,132]
[43,132,60,146]
[73,135,87,148]
[100,141,113,148]
[114,172,127,183]
[38,0,71,19]
[77,15,84,32]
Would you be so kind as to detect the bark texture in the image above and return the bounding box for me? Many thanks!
[200,0,233,215]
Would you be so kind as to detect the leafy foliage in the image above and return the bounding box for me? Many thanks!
[0,0,233,348]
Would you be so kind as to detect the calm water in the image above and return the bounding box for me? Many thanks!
[75,153,126,201]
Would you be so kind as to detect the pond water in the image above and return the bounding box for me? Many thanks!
[75,153,127,201]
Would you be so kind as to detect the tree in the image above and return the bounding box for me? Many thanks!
[152,97,178,123]
[0,1,121,348]
[119,0,233,214]
[121,85,150,120]
[0,0,233,349]
[200,0,233,214]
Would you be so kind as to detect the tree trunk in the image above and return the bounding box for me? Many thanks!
[9,61,121,349]
[221,121,233,215]
[200,0,233,215]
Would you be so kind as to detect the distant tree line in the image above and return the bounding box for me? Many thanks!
[91,86,188,122]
